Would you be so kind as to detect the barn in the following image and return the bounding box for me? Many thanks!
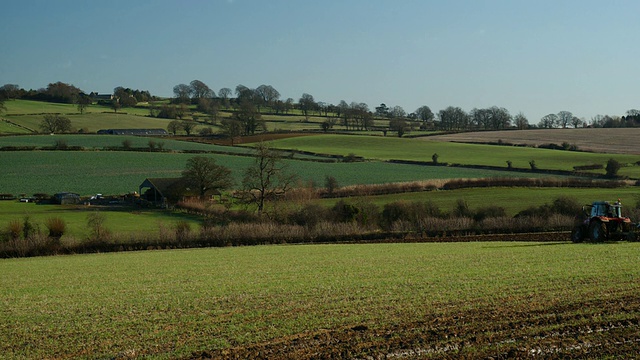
[138,178,221,206]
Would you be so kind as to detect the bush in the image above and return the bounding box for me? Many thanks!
[473,206,506,222]
[606,158,621,178]
[288,204,330,227]
[331,200,360,223]
[45,217,66,238]
[6,219,23,240]
[174,221,191,242]
[87,212,111,243]
[324,175,339,195]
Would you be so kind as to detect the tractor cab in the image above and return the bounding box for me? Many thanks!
[572,200,634,243]
[587,201,622,219]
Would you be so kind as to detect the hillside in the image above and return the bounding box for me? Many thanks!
[428,128,640,155]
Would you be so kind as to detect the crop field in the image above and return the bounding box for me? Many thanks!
[0,201,201,238]
[315,185,640,216]
[1,242,639,359]
[430,128,640,155]
[0,150,534,196]
[266,134,640,174]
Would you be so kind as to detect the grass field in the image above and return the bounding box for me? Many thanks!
[1,241,638,358]
[314,186,640,216]
[0,201,201,238]
[266,134,640,174]
[0,150,536,196]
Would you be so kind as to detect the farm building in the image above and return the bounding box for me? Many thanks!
[97,129,168,136]
[53,192,81,205]
[138,178,221,206]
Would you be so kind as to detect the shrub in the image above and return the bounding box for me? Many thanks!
[529,160,537,170]
[288,203,330,227]
[122,139,133,149]
[331,200,360,223]
[45,217,66,238]
[6,219,23,240]
[473,206,507,222]
[174,221,191,242]
[452,199,472,218]
[432,153,439,164]
[54,139,68,150]
[87,212,111,243]
[605,158,621,178]
[324,175,339,195]
[552,196,581,217]
[23,216,36,239]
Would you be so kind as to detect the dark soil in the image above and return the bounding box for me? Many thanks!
[188,292,640,359]
[186,232,640,360]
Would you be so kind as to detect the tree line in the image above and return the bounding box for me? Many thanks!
[2,82,640,134]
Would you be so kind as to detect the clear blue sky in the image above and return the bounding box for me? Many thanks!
[2,0,639,123]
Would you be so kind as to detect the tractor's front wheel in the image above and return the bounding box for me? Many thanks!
[589,221,607,242]
[571,226,585,243]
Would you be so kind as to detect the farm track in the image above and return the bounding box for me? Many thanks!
[189,292,640,359]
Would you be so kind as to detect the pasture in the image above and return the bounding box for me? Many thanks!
[0,201,201,238]
[265,134,640,174]
[1,242,638,359]
[315,185,640,216]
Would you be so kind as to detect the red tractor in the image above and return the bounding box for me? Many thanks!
[571,200,635,242]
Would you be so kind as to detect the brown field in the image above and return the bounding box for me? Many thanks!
[428,128,640,155]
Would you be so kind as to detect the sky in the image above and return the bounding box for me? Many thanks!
[1,0,639,123]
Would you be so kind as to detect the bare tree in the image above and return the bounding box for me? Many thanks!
[182,156,232,198]
[571,116,584,128]
[513,112,529,130]
[167,120,182,135]
[220,119,243,145]
[190,80,214,100]
[218,87,232,108]
[181,120,197,135]
[557,111,573,128]
[538,114,559,128]
[0,84,21,99]
[173,84,192,104]
[240,142,298,213]
[234,99,264,135]
[75,94,92,114]
[298,93,316,121]
[415,105,434,123]
[40,114,72,133]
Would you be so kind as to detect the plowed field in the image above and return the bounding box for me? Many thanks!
[191,293,640,359]
[428,128,640,155]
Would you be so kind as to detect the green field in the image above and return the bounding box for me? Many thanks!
[0,134,248,153]
[0,201,201,238]
[1,242,638,358]
[266,134,640,174]
[0,150,536,196]
[315,186,640,216]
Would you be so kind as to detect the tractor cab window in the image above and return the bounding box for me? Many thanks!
[611,205,622,217]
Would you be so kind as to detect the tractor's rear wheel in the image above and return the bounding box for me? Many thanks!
[571,226,585,243]
[589,221,607,242]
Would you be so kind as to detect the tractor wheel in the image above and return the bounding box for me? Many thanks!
[571,226,585,243]
[589,221,607,242]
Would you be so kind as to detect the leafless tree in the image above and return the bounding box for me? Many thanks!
[240,142,298,213]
